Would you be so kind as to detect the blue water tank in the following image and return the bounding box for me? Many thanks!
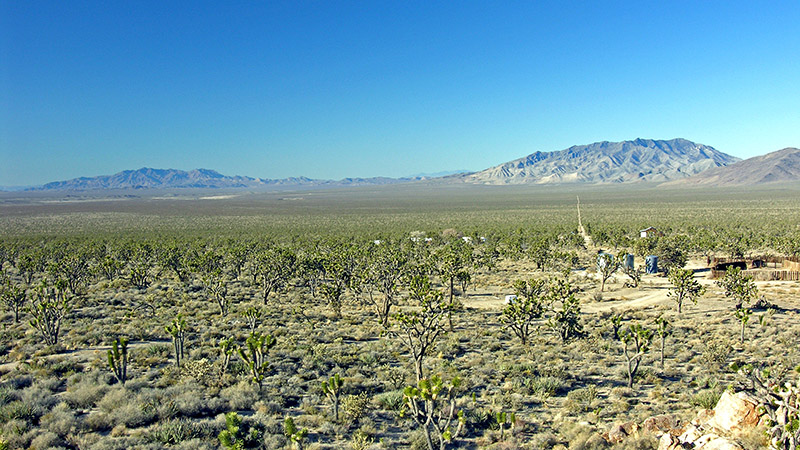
[645,255,659,274]
[624,254,634,270]
[597,252,612,271]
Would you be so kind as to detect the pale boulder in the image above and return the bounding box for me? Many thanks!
[706,391,761,432]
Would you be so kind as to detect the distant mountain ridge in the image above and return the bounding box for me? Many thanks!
[21,138,755,192]
[456,138,738,184]
[661,147,800,187]
[27,168,425,191]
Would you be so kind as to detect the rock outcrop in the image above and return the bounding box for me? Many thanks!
[601,390,766,449]
[657,391,763,450]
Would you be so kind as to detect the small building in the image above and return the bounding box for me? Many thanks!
[504,295,517,304]
[639,227,663,238]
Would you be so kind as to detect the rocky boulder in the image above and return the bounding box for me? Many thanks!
[656,390,765,450]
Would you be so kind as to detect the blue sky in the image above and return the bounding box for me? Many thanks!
[2,1,799,185]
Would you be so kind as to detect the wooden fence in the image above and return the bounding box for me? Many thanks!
[709,269,800,281]
[783,259,800,271]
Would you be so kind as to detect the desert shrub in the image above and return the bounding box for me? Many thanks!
[181,358,216,386]
[254,400,283,417]
[4,375,33,390]
[532,432,561,448]
[701,339,732,371]
[560,421,607,450]
[0,386,16,406]
[566,385,599,413]
[114,401,158,428]
[375,390,404,412]
[19,379,60,412]
[529,376,563,399]
[164,383,223,418]
[40,402,80,437]
[691,389,721,409]
[0,418,30,449]
[146,418,201,445]
[220,380,259,411]
[0,400,40,423]
[342,392,370,426]
[64,378,109,409]
[87,387,158,430]
[610,434,658,449]
[29,431,63,450]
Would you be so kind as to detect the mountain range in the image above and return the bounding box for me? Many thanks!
[16,139,799,191]
[455,138,737,184]
[29,168,425,191]
[661,147,800,187]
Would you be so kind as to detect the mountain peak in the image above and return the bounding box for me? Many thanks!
[459,138,738,185]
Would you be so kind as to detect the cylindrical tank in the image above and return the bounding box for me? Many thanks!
[624,254,634,270]
[645,255,659,274]
[597,252,612,270]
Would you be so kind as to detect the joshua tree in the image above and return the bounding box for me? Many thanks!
[500,278,547,345]
[253,246,296,304]
[107,337,128,385]
[319,282,345,319]
[242,306,261,333]
[17,249,45,285]
[1,278,27,323]
[654,315,671,369]
[547,278,583,342]
[218,337,235,378]
[321,373,344,422]
[320,246,354,318]
[717,266,758,310]
[394,275,450,382]
[158,243,195,284]
[741,365,799,450]
[622,259,643,288]
[619,323,653,389]
[28,278,71,346]
[402,375,465,450]
[98,254,124,281]
[667,267,706,314]
[734,306,752,343]
[607,313,623,341]
[371,243,408,327]
[48,252,91,295]
[165,314,187,367]
[283,417,309,450]
[495,411,517,440]
[202,269,230,316]
[128,244,155,289]
[238,331,277,391]
[436,241,473,330]
[597,252,622,292]
[218,412,262,450]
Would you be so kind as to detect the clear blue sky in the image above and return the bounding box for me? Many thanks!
[2,1,799,186]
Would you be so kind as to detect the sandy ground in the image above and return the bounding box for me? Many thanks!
[464,257,800,315]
